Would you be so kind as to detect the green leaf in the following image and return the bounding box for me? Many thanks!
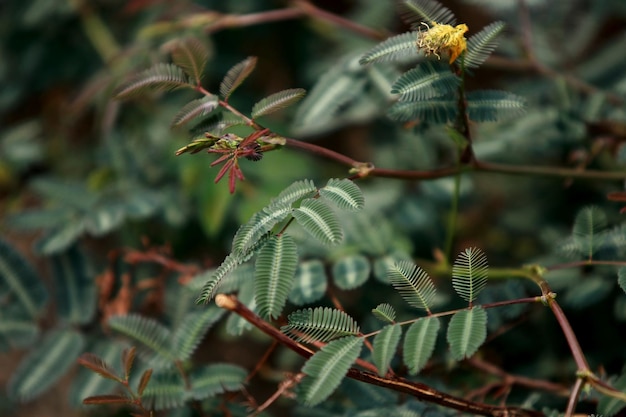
[7,329,85,401]
[188,363,247,400]
[115,63,191,99]
[232,203,292,256]
[171,95,219,127]
[391,62,460,102]
[373,324,401,377]
[467,90,526,122]
[619,267,626,294]
[172,306,225,361]
[50,245,96,325]
[447,307,487,360]
[0,238,47,319]
[171,37,210,84]
[398,0,457,28]
[0,318,39,350]
[372,303,396,324]
[387,98,457,123]
[7,208,71,231]
[289,259,327,306]
[282,307,360,343]
[108,314,176,368]
[403,317,440,374]
[332,254,371,290]
[266,179,317,212]
[225,280,256,336]
[220,56,257,99]
[387,260,436,311]
[562,276,613,309]
[299,336,363,406]
[360,32,420,65]
[251,88,306,119]
[255,234,298,319]
[452,247,488,303]
[465,21,505,69]
[293,199,343,246]
[598,373,626,416]
[573,205,607,259]
[319,178,364,212]
[141,369,186,410]
[196,252,245,304]
[35,221,86,255]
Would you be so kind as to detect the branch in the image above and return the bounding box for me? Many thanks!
[214,294,544,417]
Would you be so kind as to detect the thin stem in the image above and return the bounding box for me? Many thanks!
[564,377,584,417]
[546,259,626,271]
[547,299,589,371]
[444,168,461,262]
[215,294,543,417]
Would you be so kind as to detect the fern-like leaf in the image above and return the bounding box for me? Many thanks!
[391,62,460,102]
[360,32,420,65]
[7,329,85,402]
[219,56,257,99]
[598,373,626,416]
[289,259,327,306]
[251,88,306,119]
[171,95,218,127]
[332,254,371,290]
[108,314,175,368]
[398,0,457,28]
[232,204,292,256]
[0,238,47,319]
[467,90,526,122]
[403,317,440,374]
[255,234,298,320]
[140,369,185,410]
[373,324,402,377]
[388,261,437,312]
[573,205,607,260]
[372,303,397,324]
[188,363,247,400]
[171,37,210,84]
[282,307,360,343]
[452,247,488,303]
[446,306,487,360]
[299,336,363,406]
[115,63,191,99]
[265,179,317,212]
[319,178,364,212]
[196,249,257,304]
[172,306,225,361]
[465,21,506,69]
[292,199,343,245]
[387,98,457,123]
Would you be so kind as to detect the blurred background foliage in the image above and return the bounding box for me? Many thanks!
[1,0,626,416]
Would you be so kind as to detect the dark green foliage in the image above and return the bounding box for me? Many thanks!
[282,308,360,343]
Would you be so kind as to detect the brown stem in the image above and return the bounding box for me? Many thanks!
[546,259,626,271]
[547,299,589,371]
[564,377,584,417]
[214,294,543,417]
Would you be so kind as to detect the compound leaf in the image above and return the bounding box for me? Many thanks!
[289,259,327,306]
[220,56,257,99]
[387,261,436,312]
[282,307,360,343]
[467,90,526,122]
[373,324,402,376]
[232,204,292,256]
[391,62,460,101]
[171,95,219,127]
[188,363,247,400]
[372,303,396,324]
[452,247,488,303]
[115,63,191,99]
[255,234,298,320]
[398,0,457,28]
[293,199,343,246]
[265,179,317,212]
[465,21,505,69]
[403,317,440,374]
[332,254,371,290]
[360,32,420,65]
[573,205,607,260]
[252,88,306,119]
[172,306,225,361]
[388,98,457,123]
[8,329,85,402]
[171,37,210,84]
[299,336,363,406]
[319,178,364,212]
[447,307,487,360]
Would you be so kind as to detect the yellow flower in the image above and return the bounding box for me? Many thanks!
[417,22,468,64]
